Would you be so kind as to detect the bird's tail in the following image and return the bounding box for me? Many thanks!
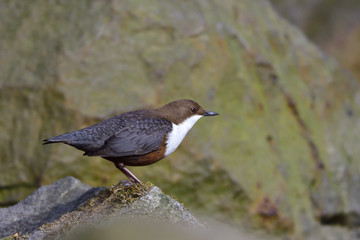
[43,138,62,145]
[42,134,71,145]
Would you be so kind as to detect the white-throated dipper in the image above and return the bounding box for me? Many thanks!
[43,99,219,183]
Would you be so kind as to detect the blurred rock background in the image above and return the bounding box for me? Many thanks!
[1,0,359,239]
[270,0,360,81]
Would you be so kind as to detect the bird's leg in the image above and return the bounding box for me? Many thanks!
[114,162,141,183]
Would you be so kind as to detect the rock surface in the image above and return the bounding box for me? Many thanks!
[0,177,102,238]
[1,0,360,239]
[270,0,360,80]
[0,177,202,240]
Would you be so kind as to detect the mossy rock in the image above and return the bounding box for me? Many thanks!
[1,0,360,238]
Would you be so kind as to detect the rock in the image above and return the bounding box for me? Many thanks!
[0,177,102,238]
[270,0,360,80]
[0,177,202,240]
[307,226,360,240]
[1,0,360,239]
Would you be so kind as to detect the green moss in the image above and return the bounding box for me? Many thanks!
[76,188,112,211]
[37,181,153,239]
[112,181,153,205]
[78,181,153,211]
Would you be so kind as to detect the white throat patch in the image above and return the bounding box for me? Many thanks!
[164,115,202,156]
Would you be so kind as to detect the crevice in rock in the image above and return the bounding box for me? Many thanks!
[281,90,324,171]
[0,183,36,207]
[320,212,360,228]
[0,201,18,208]
[255,58,325,172]
[0,183,35,190]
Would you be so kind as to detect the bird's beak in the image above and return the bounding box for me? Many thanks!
[203,111,219,117]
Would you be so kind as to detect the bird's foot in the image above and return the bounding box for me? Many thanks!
[127,175,141,184]
[118,179,134,187]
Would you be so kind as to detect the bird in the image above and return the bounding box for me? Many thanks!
[43,99,219,183]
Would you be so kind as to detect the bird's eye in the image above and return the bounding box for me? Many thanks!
[190,107,196,113]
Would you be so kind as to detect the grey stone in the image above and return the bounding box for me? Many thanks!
[27,184,204,240]
[0,177,103,238]
[118,186,201,226]
[0,177,204,240]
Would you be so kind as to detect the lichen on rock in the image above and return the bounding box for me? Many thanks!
[0,177,203,240]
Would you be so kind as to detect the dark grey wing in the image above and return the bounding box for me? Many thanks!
[84,118,172,157]
[43,110,151,152]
